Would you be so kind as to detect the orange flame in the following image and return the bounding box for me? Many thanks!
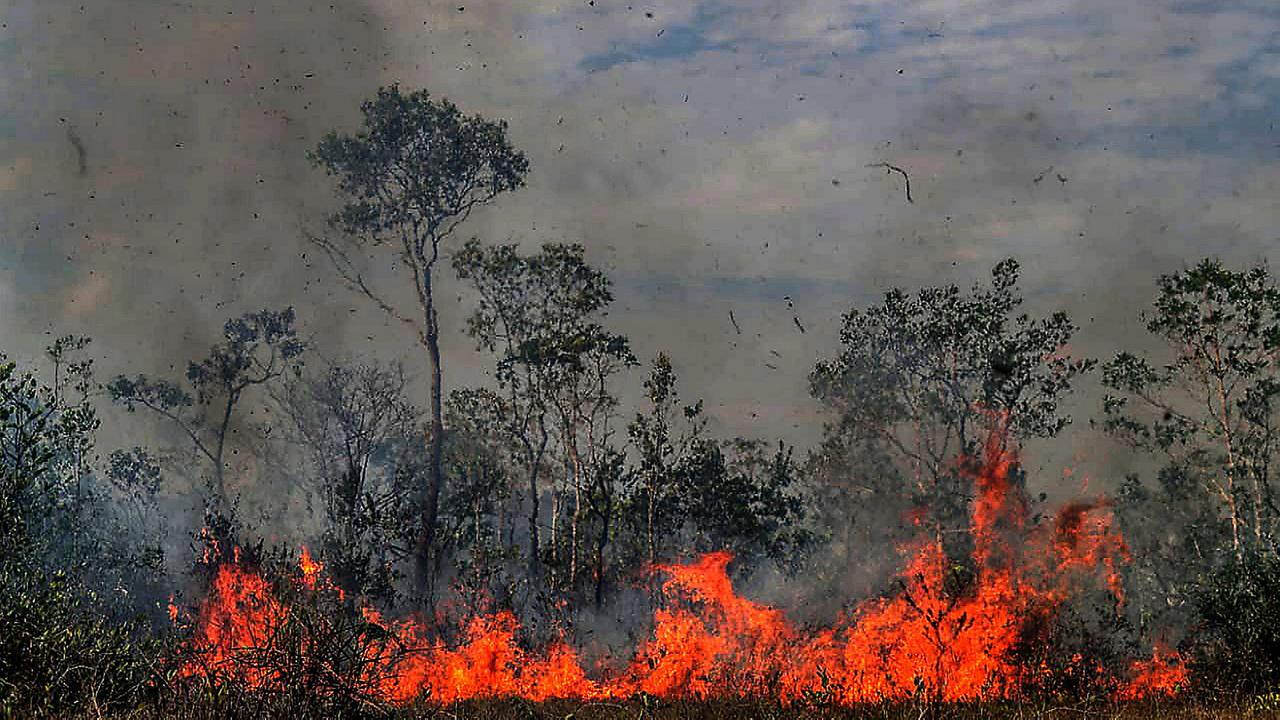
[177,558,288,686]
[1118,642,1188,700]
[172,431,1182,703]
[298,546,321,590]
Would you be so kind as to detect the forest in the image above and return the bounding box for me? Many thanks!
[3,86,1280,719]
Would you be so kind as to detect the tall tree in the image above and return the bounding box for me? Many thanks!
[452,240,633,592]
[309,86,529,583]
[809,259,1093,559]
[627,352,711,568]
[1102,258,1280,563]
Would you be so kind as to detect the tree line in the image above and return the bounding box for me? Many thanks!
[3,85,1280,714]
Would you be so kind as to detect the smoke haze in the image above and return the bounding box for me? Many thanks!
[4,0,1279,488]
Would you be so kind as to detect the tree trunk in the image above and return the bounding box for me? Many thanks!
[527,454,542,577]
[550,489,561,586]
[1214,374,1244,563]
[566,433,584,587]
[1251,467,1265,548]
[526,427,549,581]
[213,389,237,513]
[594,494,611,609]
[417,284,445,590]
[646,472,656,568]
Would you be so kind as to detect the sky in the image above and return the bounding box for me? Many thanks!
[2,0,1279,485]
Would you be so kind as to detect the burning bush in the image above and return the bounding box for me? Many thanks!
[170,544,412,714]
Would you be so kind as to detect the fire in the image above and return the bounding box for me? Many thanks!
[1118,642,1188,700]
[298,546,321,589]
[177,555,288,685]
[171,429,1183,704]
[362,611,602,704]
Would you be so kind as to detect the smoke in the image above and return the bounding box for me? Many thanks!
[0,1,402,566]
[9,0,1279,460]
[0,0,394,374]
[5,0,1280,630]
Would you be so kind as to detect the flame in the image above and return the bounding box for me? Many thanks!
[177,557,288,686]
[298,545,322,590]
[1117,642,1187,700]
[171,429,1183,704]
[360,611,602,704]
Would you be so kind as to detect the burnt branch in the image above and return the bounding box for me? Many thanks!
[867,162,913,204]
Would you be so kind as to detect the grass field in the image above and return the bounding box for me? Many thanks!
[99,693,1280,720]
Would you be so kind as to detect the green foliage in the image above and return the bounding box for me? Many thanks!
[624,355,813,575]
[812,258,1093,446]
[1190,552,1280,695]
[1100,259,1280,457]
[441,386,521,603]
[809,259,1092,567]
[677,438,814,571]
[452,239,636,597]
[625,352,710,567]
[1100,258,1280,627]
[310,86,531,589]
[310,85,528,244]
[0,341,168,718]
[453,239,630,380]
[0,561,163,718]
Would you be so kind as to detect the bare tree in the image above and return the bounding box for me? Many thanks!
[276,360,424,600]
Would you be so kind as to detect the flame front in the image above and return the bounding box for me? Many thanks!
[178,558,288,686]
[173,432,1185,704]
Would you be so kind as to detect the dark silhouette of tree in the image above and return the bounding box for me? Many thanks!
[810,259,1092,562]
[1102,258,1280,564]
[0,342,164,716]
[309,86,529,586]
[627,352,710,568]
[440,386,518,606]
[453,239,634,596]
[276,360,424,601]
[624,355,812,581]
[108,308,304,531]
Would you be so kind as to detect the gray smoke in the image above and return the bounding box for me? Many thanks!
[4,0,1280,611]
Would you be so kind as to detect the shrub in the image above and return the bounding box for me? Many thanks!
[1190,552,1280,696]
[0,559,164,718]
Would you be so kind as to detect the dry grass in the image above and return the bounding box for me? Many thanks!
[93,691,1280,720]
